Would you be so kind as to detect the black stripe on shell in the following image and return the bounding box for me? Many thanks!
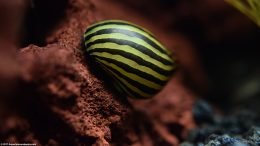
[96,56,158,94]
[85,38,173,66]
[86,21,155,38]
[88,48,172,80]
[85,28,169,55]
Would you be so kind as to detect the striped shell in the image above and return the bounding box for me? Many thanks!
[84,20,176,99]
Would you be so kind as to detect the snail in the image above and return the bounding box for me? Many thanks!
[84,20,176,99]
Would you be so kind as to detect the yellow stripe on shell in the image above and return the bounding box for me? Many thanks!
[86,20,155,39]
[89,50,170,81]
[91,52,163,90]
[98,62,137,98]
[96,58,152,98]
[87,42,174,72]
[84,24,172,56]
[85,33,174,66]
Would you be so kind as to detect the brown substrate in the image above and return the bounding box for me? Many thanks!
[0,0,198,145]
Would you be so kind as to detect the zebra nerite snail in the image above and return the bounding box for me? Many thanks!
[84,20,176,99]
